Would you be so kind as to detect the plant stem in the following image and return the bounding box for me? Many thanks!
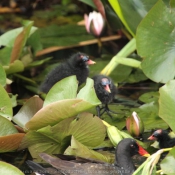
[100,38,136,75]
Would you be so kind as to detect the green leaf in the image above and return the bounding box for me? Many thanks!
[25,99,98,130]
[0,26,37,47]
[10,21,34,63]
[4,60,24,75]
[44,76,78,106]
[64,136,114,163]
[137,0,175,83]
[26,30,43,55]
[0,116,18,136]
[159,80,175,132]
[51,113,106,148]
[0,47,12,65]
[0,64,6,86]
[19,130,62,161]
[0,84,12,120]
[25,57,52,68]
[0,161,24,175]
[13,96,43,129]
[77,78,101,106]
[160,147,175,174]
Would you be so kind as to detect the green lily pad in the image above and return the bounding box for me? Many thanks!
[0,116,18,136]
[13,96,43,129]
[0,64,6,87]
[10,21,34,63]
[77,78,101,105]
[44,76,78,106]
[64,136,114,163]
[137,0,175,83]
[0,84,12,120]
[159,80,175,132]
[5,60,24,75]
[0,161,24,175]
[160,147,175,174]
[19,130,62,161]
[51,113,106,148]
[0,25,37,47]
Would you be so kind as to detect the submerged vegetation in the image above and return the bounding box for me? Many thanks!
[0,0,175,174]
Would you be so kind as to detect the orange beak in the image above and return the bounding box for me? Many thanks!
[138,144,150,157]
[87,59,96,65]
[105,84,111,93]
[148,135,156,140]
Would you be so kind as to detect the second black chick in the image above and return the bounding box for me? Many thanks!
[93,74,117,118]
[40,52,96,93]
[148,129,175,148]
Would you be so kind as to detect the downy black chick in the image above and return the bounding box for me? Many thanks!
[92,74,117,118]
[148,129,175,148]
[40,52,95,93]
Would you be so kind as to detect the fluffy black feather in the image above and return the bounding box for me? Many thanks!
[148,129,175,148]
[40,52,95,93]
[92,74,117,118]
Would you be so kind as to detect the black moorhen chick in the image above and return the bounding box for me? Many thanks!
[40,52,96,93]
[26,138,149,175]
[92,74,117,118]
[148,129,175,148]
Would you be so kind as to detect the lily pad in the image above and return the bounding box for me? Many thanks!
[5,60,24,75]
[19,130,62,161]
[51,113,106,148]
[10,21,34,63]
[64,136,114,163]
[0,133,25,153]
[137,0,175,83]
[0,84,12,120]
[77,78,101,105]
[26,98,98,130]
[159,80,175,132]
[160,147,175,174]
[0,64,6,87]
[0,25,37,47]
[13,96,43,129]
[0,161,24,175]
[44,76,78,106]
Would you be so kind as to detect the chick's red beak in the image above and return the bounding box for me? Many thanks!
[137,144,150,157]
[148,135,156,141]
[87,59,96,65]
[105,84,111,93]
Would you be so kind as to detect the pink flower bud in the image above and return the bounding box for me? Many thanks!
[126,111,144,137]
[84,11,105,37]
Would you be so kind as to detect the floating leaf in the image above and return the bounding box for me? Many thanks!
[0,84,12,120]
[0,64,6,87]
[10,21,34,63]
[0,26,37,47]
[51,113,106,148]
[77,78,101,105]
[19,130,62,161]
[0,133,25,152]
[137,0,175,83]
[0,116,18,136]
[13,96,43,129]
[0,161,24,175]
[159,80,175,132]
[44,76,78,106]
[5,60,24,75]
[64,136,113,163]
[160,147,175,174]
